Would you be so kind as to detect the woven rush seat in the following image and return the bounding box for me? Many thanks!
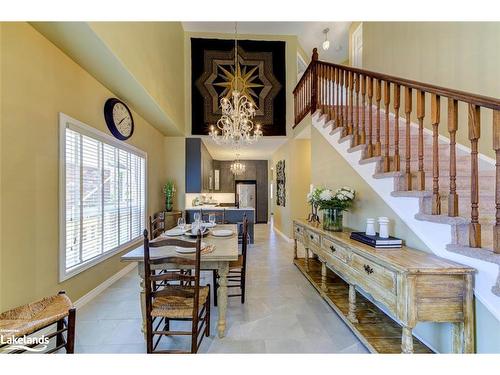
[0,294,73,340]
[152,286,209,319]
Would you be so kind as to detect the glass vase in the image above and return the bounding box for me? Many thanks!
[165,196,173,212]
[323,208,343,232]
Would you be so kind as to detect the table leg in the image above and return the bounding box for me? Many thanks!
[217,261,229,338]
[401,326,414,354]
[321,261,327,291]
[347,284,359,324]
[137,263,147,340]
[294,239,298,259]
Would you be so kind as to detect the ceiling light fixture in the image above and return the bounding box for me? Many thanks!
[322,28,330,51]
[209,22,262,147]
[230,154,246,176]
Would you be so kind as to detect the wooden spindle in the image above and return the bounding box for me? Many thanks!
[311,59,318,114]
[494,110,500,254]
[383,81,391,172]
[340,69,344,128]
[393,84,401,171]
[416,90,426,190]
[344,70,348,133]
[360,75,366,145]
[375,79,382,156]
[335,68,340,126]
[431,94,441,215]
[329,66,334,120]
[354,73,360,146]
[348,71,354,135]
[448,99,459,217]
[404,87,412,190]
[468,104,481,248]
[367,77,374,158]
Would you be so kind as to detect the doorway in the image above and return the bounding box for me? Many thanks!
[351,23,363,68]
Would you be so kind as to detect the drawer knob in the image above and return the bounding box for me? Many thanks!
[310,234,314,240]
[364,264,374,275]
[329,245,336,252]
[297,228,300,232]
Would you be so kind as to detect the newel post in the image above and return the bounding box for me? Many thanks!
[311,48,319,114]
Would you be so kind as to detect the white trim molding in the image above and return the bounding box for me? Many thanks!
[73,263,137,309]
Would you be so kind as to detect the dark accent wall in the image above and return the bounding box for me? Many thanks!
[216,160,268,223]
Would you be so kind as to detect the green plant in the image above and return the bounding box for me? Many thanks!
[163,181,176,210]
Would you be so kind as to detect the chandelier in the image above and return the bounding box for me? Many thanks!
[230,154,246,176]
[209,22,263,146]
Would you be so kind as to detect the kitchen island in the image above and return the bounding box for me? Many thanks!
[185,207,255,243]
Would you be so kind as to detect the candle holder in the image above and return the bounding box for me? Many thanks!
[307,203,320,224]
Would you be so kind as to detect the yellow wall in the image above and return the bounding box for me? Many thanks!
[164,137,186,210]
[271,139,311,238]
[184,32,301,137]
[311,127,429,250]
[89,22,185,135]
[358,22,500,157]
[0,23,166,310]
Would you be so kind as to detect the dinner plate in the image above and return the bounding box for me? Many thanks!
[175,242,208,254]
[211,229,233,237]
[164,228,187,236]
[185,227,210,237]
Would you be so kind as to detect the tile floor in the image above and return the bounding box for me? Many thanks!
[75,222,368,353]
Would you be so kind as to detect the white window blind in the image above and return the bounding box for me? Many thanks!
[60,114,146,280]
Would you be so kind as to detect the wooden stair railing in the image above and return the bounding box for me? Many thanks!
[294,48,500,253]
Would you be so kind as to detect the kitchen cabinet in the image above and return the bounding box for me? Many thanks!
[185,138,213,193]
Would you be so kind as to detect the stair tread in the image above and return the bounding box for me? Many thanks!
[414,213,469,225]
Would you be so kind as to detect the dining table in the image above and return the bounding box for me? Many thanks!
[121,224,239,338]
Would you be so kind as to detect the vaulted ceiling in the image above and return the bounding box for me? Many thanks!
[182,22,351,63]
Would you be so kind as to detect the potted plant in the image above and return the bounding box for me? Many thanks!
[316,186,356,231]
[163,181,176,212]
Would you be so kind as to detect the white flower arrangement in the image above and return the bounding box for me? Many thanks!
[312,185,356,211]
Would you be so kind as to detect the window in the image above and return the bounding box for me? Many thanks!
[59,113,146,281]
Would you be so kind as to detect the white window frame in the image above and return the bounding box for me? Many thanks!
[59,113,148,282]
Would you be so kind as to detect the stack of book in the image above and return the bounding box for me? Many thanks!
[350,232,403,248]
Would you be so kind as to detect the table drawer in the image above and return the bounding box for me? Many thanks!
[293,223,305,240]
[322,236,350,263]
[350,252,396,293]
[305,229,321,247]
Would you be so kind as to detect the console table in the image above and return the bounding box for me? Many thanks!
[293,219,476,353]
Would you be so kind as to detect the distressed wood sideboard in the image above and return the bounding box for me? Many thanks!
[293,219,476,353]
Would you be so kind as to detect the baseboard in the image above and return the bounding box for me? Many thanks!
[73,263,137,309]
[273,226,294,243]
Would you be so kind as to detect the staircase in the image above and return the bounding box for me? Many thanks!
[293,48,500,319]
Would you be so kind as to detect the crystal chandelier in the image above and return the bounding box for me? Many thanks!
[209,22,263,146]
[230,154,246,176]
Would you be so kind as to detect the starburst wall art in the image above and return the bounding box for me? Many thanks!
[191,38,286,136]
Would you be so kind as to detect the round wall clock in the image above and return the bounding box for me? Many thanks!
[104,98,134,140]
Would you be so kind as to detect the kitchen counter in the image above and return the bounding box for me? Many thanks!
[185,206,255,210]
[184,207,255,243]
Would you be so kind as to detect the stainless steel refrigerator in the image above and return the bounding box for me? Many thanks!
[236,182,256,209]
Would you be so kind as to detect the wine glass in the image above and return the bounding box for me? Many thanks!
[193,212,201,223]
[209,213,216,227]
[177,217,186,231]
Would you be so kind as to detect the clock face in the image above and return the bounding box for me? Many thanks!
[112,102,133,138]
[104,98,134,140]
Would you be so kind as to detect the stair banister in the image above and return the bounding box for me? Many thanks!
[293,49,500,253]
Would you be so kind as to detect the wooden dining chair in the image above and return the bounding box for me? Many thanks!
[213,216,248,306]
[143,230,210,354]
[0,291,75,354]
[201,210,226,224]
[149,211,166,240]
